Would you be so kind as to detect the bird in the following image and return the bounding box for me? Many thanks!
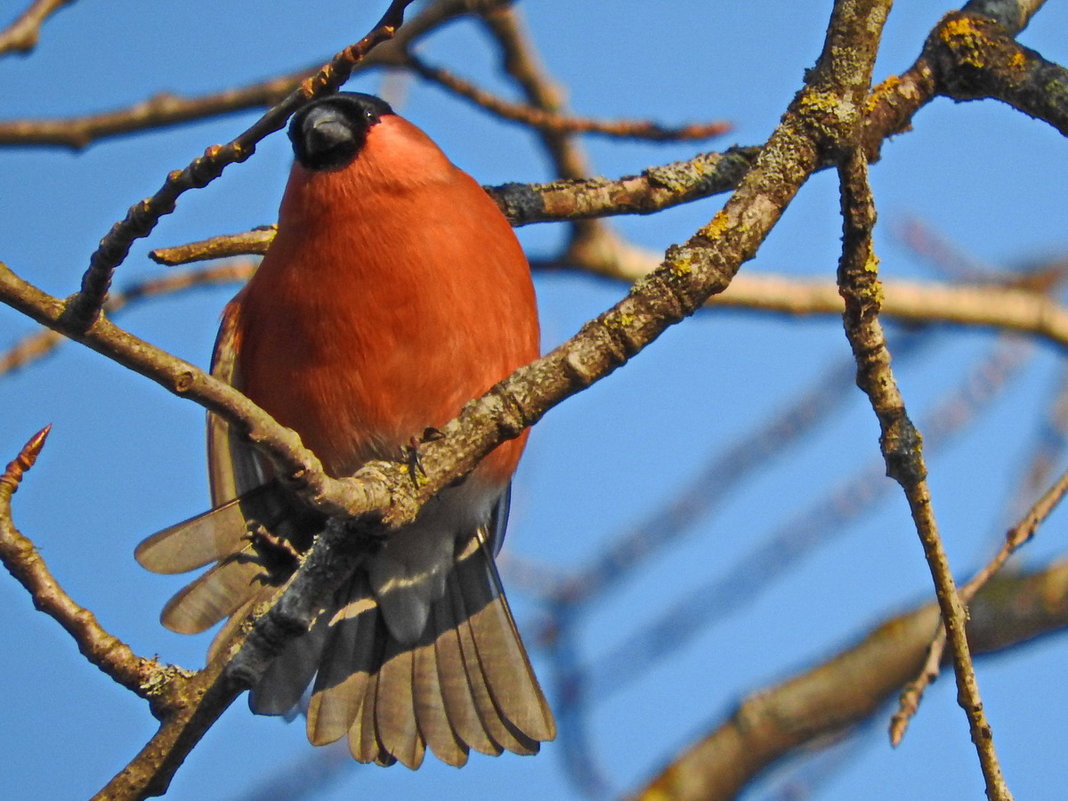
[135,91,554,768]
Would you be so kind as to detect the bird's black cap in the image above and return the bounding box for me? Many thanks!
[288,93,395,171]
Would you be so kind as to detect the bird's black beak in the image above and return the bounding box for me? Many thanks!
[288,93,394,172]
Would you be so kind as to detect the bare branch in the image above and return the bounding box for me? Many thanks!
[405,53,731,142]
[65,0,417,330]
[0,426,175,715]
[0,76,313,150]
[0,0,76,57]
[892,459,1068,743]
[633,561,1068,801]
[0,0,503,149]
[930,11,1068,135]
[150,230,274,266]
[0,262,255,377]
[837,143,1012,798]
[557,234,1068,348]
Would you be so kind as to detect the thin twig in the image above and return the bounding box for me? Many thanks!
[64,0,416,331]
[150,229,275,265]
[836,147,1012,800]
[406,53,731,142]
[0,0,76,57]
[0,262,255,377]
[0,76,314,149]
[0,0,502,149]
[0,426,174,713]
[891,462,1068,743]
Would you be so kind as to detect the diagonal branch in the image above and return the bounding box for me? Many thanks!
[892,459,1068,743]
[633,560,1068,801]
[64,0,416,331]
[0,0,502,149]
[0,426,175,717]
[1,262,255,377]
[404,52,731,142]
[0,0,76,57]
[836,148,1011,799]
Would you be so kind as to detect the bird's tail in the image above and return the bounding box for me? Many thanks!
[253,528,555,767]
[136,503,555,768]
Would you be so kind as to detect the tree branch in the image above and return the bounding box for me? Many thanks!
[634,560,1068,801]
[0,426,176,717]
[1,262,255,377]
[892,459,1068,743]
[0,0,76,57]
[64,0,417,331]
[0,0,504,149]
[836,148,1011,800]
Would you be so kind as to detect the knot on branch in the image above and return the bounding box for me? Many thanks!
[881,415,926,485]
[490,181,546,225]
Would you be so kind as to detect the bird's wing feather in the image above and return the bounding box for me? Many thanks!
[135,484,279,574]
[159,547,264,634]
[207,296,269,506]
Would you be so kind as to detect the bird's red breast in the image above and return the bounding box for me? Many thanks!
[235,113,539,483]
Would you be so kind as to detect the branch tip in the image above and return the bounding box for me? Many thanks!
[0,423,52,494]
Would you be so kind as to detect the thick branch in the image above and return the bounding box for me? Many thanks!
[929,11,1068,135]
[634,561,1068,801]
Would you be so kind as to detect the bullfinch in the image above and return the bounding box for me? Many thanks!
[135,92,554,768]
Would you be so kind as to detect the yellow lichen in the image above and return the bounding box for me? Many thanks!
[701,209,730,240]
[1009,50,1027,71]
[797,89,840,114]
[866,75,901,114]
[670,255,693,277]
[939,17,986,69]
[604,310,636,330]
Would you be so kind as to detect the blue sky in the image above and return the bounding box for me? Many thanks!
[3,2,1068,800]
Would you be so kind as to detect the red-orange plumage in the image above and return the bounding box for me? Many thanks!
[135,94,554,768]
[237,114,537,482]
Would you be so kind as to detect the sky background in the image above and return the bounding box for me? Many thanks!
[3,2,1068,800]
